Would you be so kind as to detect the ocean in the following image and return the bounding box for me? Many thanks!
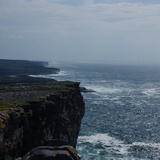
[32,62,160,160]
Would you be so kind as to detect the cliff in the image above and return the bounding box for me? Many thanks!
[0,59,60,84]
[0,59,60,76]
[0,81,85,160]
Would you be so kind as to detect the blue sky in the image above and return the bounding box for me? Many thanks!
[0,0,160,64]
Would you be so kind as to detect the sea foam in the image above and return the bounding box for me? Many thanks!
[78,133,129,155]
[29,71,68,78]
[78,133,160,157]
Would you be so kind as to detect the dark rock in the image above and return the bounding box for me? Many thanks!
[0,81,85,160]
[0,59,60,76]
[0,59,60,84]
[21,145,80,160]
[80,87,96,93]
[44,139,68,146]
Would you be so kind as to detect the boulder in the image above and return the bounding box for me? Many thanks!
[21,145,80,160]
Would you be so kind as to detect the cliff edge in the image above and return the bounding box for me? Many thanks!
[0,81,85,160]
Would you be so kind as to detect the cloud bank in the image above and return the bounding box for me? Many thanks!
[0,0,160,64]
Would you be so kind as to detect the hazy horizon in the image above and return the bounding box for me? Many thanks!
[1,0,160,65]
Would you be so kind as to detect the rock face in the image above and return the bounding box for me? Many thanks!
[0,81,85,160]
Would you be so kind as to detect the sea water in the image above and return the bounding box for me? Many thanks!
[31,62,160,160]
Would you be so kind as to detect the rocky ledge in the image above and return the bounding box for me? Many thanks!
[0,81,85,160]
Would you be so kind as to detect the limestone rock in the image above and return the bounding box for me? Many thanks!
[0,81,85,160]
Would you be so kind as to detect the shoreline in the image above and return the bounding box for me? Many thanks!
[0,59,85,160]
[0,59,60,84]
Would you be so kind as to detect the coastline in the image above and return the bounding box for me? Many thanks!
[0,59,85,160]
[0,59,60,84]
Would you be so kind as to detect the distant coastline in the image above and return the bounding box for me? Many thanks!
[0,59,60,84]
[0,59,85,160]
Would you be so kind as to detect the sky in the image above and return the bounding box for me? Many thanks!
[0,0,160,64]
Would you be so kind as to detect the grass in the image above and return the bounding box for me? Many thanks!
[0,83,67,111]
[0,100,13,111]
[0,87,65,93]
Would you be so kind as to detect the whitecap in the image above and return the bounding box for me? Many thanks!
[77,133,160,159]
[84,85,125,94]
[132,142,160,150]
[142,88,157,97]
[78,133,129,155]
[29,71,68,79]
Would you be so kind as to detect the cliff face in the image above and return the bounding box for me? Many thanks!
[0,81,85,160]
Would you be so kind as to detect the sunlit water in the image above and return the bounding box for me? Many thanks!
[31,62,160,160]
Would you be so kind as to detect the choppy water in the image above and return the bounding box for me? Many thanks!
[31,62,160,160]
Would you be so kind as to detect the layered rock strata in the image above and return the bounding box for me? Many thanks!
[0,81,85,160]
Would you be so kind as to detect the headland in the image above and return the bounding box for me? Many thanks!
[0,59,85,160]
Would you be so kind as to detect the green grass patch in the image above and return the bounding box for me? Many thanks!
[0,100,12,111]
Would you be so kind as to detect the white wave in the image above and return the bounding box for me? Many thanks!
[142,88,158,97]
[132,142,160,150]
[91,97,124,105]
[84,85,125,94]
[78,133,160,158]
[91,101,102,105]
[29,71,68,79]
[78,133,129,155]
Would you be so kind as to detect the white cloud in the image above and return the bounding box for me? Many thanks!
[0,0,160,63]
